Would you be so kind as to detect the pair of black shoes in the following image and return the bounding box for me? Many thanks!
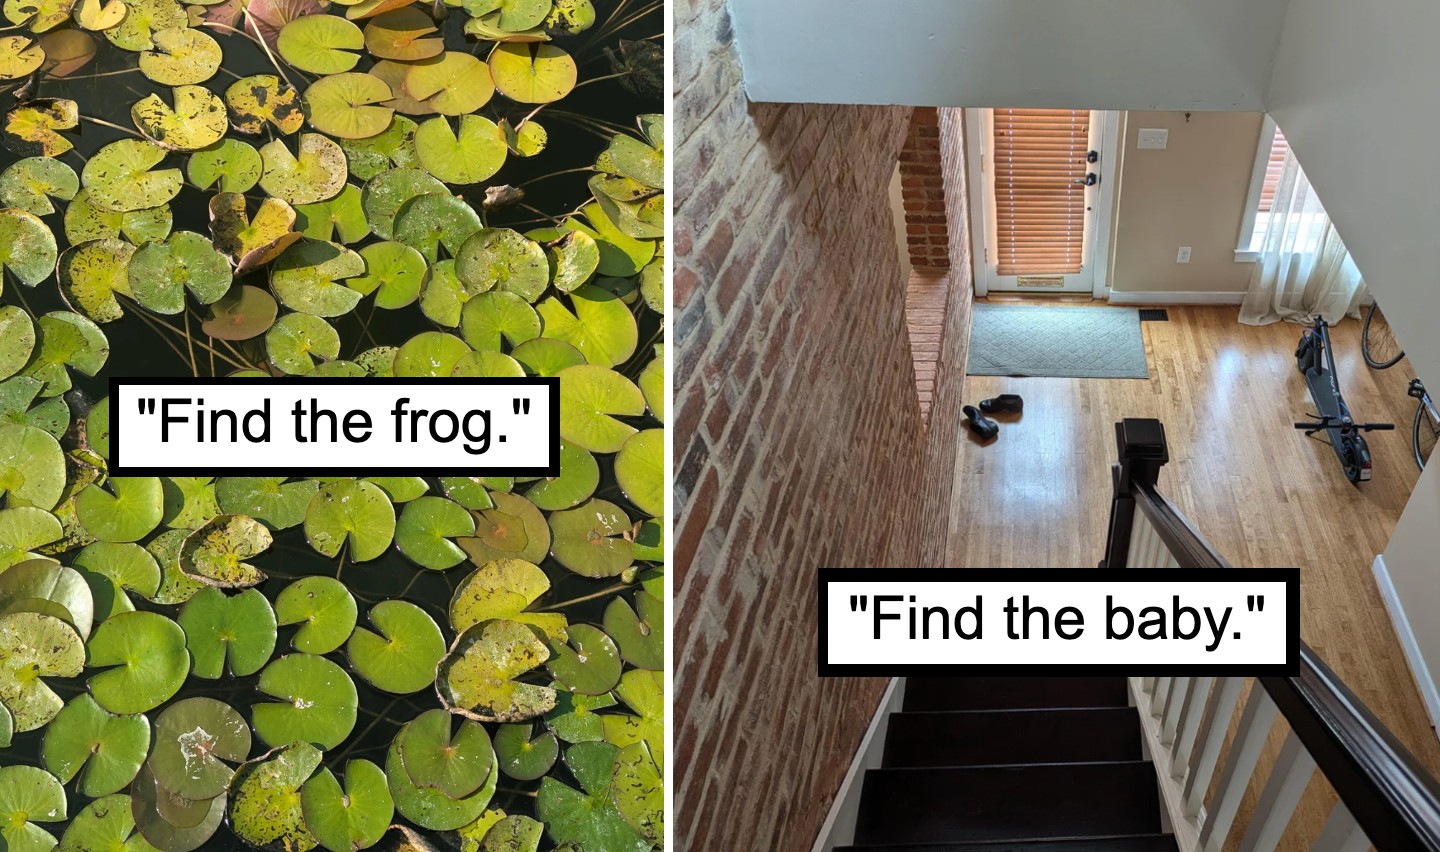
[962,394,1023,441]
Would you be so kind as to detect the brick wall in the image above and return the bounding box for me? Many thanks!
[674,3,975,846]
[899,108,952,270]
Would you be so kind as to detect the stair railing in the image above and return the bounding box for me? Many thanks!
[1105,418,1440,852]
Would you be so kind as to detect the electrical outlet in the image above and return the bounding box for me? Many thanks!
[1137,129,1169,149]
[1176,246,1192,264]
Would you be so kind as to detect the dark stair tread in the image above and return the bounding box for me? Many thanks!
[903,678,1130,712]
[884,707,1142,767]
[854,761,1162,845]
[836,834,1179,852]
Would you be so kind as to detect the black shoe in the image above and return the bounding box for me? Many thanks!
[979,394,1023,415]
[962,405,999,441]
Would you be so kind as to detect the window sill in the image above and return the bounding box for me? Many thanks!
[1234,250,1259,263]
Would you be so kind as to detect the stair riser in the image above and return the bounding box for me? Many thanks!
[883,708,1142,767]
[904,678,1131,712]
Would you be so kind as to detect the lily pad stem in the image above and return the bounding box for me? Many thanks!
[333,694,405,761]
[241,10,295,91]
[516,167,594,188]
[78,114,144,139]
[538,582,631,612]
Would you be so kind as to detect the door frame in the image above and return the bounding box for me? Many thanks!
[965,108,1121,299]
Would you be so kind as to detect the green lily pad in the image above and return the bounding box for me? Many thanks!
[610,742,662,842]
[437,618,555,722]
[549,498,633,579]
[76,477,163,543]
[540,229,599,293]
[512,338,585,378]
[177,586,276,677]
[567,204,654,278]
[638,345,663,418]
[295,184,368,244]
[0,559,93,638]
[179,514,271,588]
[0,307,35,380]
[303,72,395,140]
[267,312,341,375]
[502,119,547,158]
[0,506,61,568]
[639,259,663,313]
[260,134,348,206]
[419,259,482,327]
[0,425,65,510]
[493,722,557,781]
[601,669,662,764]
[0,377,68,440]
[404,51,493,115]
[364,476,429,502]
[131,85,227,152]
[0,156,77,216]
[460,491,550,566]
[456,229,547,303]
[393,331,471,377]
[72,542,160,620]
[604,590,662,671]
[546,624,620,695]
[86,610,188,714]
[535,742,648,852]
[392,191,482,263]
[385,724,495,832]
[543,689,615,744]
[63,190,171,247]
[215,477,317,530]
[349,240,425,308]
[339,116,418,181]
[355,346,397,376]
[475,814,543,852]
[187,139,262,193]
[81,140,182,213]
[42,693,150,797]
[130,762,226,852]
[414,115,507,185]
[225,74,305,136]
[488,43,576,104]
[448,558,566,642]
[399,707,494,799]
[159,477,219,530]
[58,794,156,852]
[277,14,363,73]
[557,365,643,453]
[361,168,447,240]
[229,742,323,852]
[537,285,637,367]
[128,231,232,314]
[0,765,67,852]
[525,441,598,511]
[346,599,444,694]
[252,652,358,749]
[614,429,662,517]
[460,292,541,352]
[275,576,357,654]
[300,760,393,852]
[272,239,366,317]
[57,237,134,324]
[440,477,495,511]
[22,311,108,398]
[451,351,525,378]
[304,479,394,560]
[0,611,84,731]
[147,697,250,799]
[145,530,205,607]
[395,496,475,570]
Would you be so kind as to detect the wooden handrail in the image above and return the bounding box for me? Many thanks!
[1130,481,1232,570]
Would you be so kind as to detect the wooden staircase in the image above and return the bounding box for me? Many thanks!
[837,678,1178,852]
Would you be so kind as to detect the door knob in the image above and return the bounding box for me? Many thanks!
[1073,173,1098,186]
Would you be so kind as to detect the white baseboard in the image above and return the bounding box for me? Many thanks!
[1373,554,1440,734]
[810,678,906,852]
[1106,290,1247,306]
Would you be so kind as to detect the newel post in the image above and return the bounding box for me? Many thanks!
[1099,418,1170,569]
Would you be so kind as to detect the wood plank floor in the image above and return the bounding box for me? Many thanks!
[946,302,1440,774]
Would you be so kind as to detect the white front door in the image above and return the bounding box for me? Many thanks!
[967,108,1118,297]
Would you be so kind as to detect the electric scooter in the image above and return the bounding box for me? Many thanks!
[1294,318,1393,483]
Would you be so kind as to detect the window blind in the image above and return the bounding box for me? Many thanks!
[991,108,1091,276]
[1258,128,1289,214]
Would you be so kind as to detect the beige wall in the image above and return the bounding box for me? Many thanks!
[1108,110,1266,294]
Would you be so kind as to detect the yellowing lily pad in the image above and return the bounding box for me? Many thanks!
[488,42,576,104]
[610,742,662,843]
[139,27,221,85]
[102,0,185,50]
[438,619,555,722]
[72,0,125,30]
[501,118,546,157]
[456,229,547,303]
[3,98,77,158]
[41,693,150,797]
[81,139,182,213]
[58,237,134,324]
[59,794,154,852]
[0,34,44,79]
[448,558,566,642]
[226,73,305,135]
[187,138,262,192]
[252,652,357,749]
[271,238,366,316]
[363,6,440,60]
[405,51,493,115]
[85,610,189,714]
[209,192,301,272]
[128,231,232,314]
[274,575,356,654]
[304,478,394,559]
[21,311,108,397]
[131,85,228,152]
[0,208,58,287]
[180,513,272,588]
[277,13,362,73]
[266,311,340,374]
[3,0,71,33]
[414,115,506,185]
[228,742,322,852]
[64,189,171,245]
[0,156,78,216]
[260,133,347,205]
[346,599,444,694]
[0,610,84,732]
[549,498,632,578]
[304,72,394,140]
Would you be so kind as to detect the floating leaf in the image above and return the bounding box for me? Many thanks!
[392,330,470,377]
[488,43,576,104]
[139,27,221,85]
[63,189,171,245]
[304,72,395,140]
[0,208,58,287]
[271,238,366,316]
[130,762,226,852]
[0,424,68,510]
[392,191,481,263]
[535,742,648,852]
[614,429,661,517]
[226,73,305,135]
[3,98,77,158]
[639,345,663,418]
[58,237,133,324]
[215,476,317,529]
[209,192,301,273]
[414,115,506,185]
[128,231,232,314]
[130,85,227,152]
[42,693,149,797]
[304,478,394,559]
[266,312,340,374]
[229,742,323,852]
[452,351,524,378]
[437,618,555,722]
[203,284,279,341]
[346,599,443,694]
[260,133,348,205]
[399,708,494,799]
[602,669,662,763]
[0,765,67,852]
[537,285,637,367]
[395,495,474,570]
[365,476,429,502]
[277,13,362,73]
[448,558,565,642]
[361,167,445,239]
[22,311,108,397]
[0,505,60,567]
[549,498,632,578]
[85,610,189,714]
[546,624,620,695]
[0,156,78,216]
[0,611,84,732]
[177,586,276,677]
[0,34,44,79]
[525,441,597,511]
[604,589,662,670]
[72,541,160,618]
[58,794,152,852]
[179,513,271,588]
[76,477,163,543]
[274,575,356,654]
[494,723,557,782]
[542,689,613,744]
[456,230,547,303]
[147,696,249,799]
[81,140,182,213]
[567,203,653,278]
[338,115,418,180]
[557,365,643,453]
[0,558,93,638]
[349,239,425,308]
[4,0,71,33]
[385,723,494,832]
[295,183,368,244]
[610,742,662,842]
[405,51,492,114]
[419,259,477,327]
[501,118,546,157]
[543,0,592,34]
[102,0,185,50]
[300,760,393,852]
[187,139,263,192]
[72,0,124,30]
[252,652,357,749]
[364,6,440,60]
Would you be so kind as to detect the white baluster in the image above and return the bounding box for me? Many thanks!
[1153,677,1173,719]
[1171,676,1214,776]
[1183,676,1244,817]
[1236,729,1317,852]
[1198,689,1279,852]
[1160,676,1190,747]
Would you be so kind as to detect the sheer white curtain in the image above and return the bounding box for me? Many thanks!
[1239,147,1368,326]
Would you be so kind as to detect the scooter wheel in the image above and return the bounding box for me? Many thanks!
[1341,440,1362,483]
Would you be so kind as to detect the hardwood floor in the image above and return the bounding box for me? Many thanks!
[945,302,1440,774]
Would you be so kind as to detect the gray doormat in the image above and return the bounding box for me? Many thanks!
[966,303,1148,378]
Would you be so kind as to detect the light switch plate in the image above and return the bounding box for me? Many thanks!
[1176,246,1192,264]
[1137,129,1169,149]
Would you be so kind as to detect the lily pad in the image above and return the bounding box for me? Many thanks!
[75,477,162,544]
[304,72,395,140]
[72,541,161,620]
[209,192,301,273]
[0,34,43,79]
[229,742,323,852]
[456,229,547,303]
[259,133,348,206]
[159,477,219,530]
[42,693,149,797]
[58,794,155,852]
[203,284,280,341]
[0,611,84,732]
[459,291,541,352]
[603,590,662,671]
[392,191,482,263]
[601,669,662,764]
[493,723,557,782]
[543,689,614,744]
[396,495,475,570]
[101,0,185,50]
[130,763,226,852]
[4,99,77,161]
[295,184,368,244]
[252,652,358,749]
[0,506,61,566]
[147,697,250,799]
[614,429,662,517]
[131,85,228,152]
[128,231,232,314]
[392,331,470,377]
[0,558,93,638]
[535,742,648,852]
[300,760,393,852]
[539,230,598,293]
[610,742,662,842]
[365,476,429,502]
[272,238,366,316]
[0,765,67,852]
[567,204,654,278]
[437,618,555,722]
[177,586,276,677]
[274,575,356,654]
[187,139,263,193]
[139,27,221,85]
[58,237,134,324]
[86,610,189,714]
[546,624,620,695]
[451,351,524,378]
[385,725,494,832]
[361,167,445,239]
[448,558,566,642]
[548,498,632,579]
[488,43,576,104]
[277,14,363,73]
[64,190,172,246]
[537,285,637,367]
[349,239,425,308]
[525,441,598,511]
[557,365,643,453]
[502,119,547,158]
[460,491,550,566]
[0,208,58,287]
[338,116,418,180]
[364,7,441,60]
[405,51,493,115]
[304,478,394,560]
[0,424,65,509]
[81,140,182,214]
[145,530,205,607]
[346,599,444,694]
[72,0,125,31]
[512,338,585,378]
[266,312,341,374]
[226,74,306,135]
[398,708,494,799]
[639,346,663,418]
[414,115,507,185]
[0,156,77,216]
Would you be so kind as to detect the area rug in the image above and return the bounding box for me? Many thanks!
[966,303,1148,378]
